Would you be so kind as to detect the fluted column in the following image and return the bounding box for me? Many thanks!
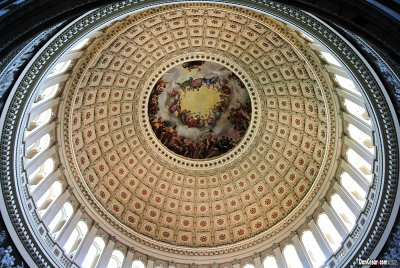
[169,260,176,268]
[232,259,240,268]
[57,207,83,247]
[292,233,312,268]
[74,222,99,265]
[121,248,134,268]
[147,258,155,268]
[253,252,262,268]
[308,218,333,257]
[96,237,115,268]
[24,146,56,175]
[344,136,374,166]
[340,160,370,191]
[322,202,348,240]
[333,182,361,216]
[32,168,61,202]
[24,121,56,148]
[273,244,287,268]
[42,188,71,226]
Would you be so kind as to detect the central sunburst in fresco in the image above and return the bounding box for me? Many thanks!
[148,61,251,159]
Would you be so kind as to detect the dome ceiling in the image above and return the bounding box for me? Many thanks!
[61,3,336,253]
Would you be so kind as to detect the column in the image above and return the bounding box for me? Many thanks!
[147,258,155,268]
[31,168,60,202]
[343,113,372,138]
[333,182,362,216]
[308,218,333,258]
[253,252,262,268]
[42,188,70,226]
[28,97,59,119]
[322,202,348,240]
[121,248,134,268]
[74,223,99,266]
[60,51,83,62]
[341,160,370,192]
[292,233,312,268]
[96,237,115,268]
[57,207,83,247]
[24,121,56,148]
[337,88,365,107]
[169,260,176,268]
[273,244,287,268]
[24,146,56,175]
[344,136,374,166]
[325,65,349,78]
[41,74,69,89]
[232,259,240,268]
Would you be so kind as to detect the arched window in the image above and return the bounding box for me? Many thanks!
[347,124,374,153]
[63,221,88,256]
[36,180,62,214]
[47,60,71,78]
[335,74,360,95]
[243,264,255,268]
[48,202,73,236]
[34,84,59,104]
[26,108,53,133]
[330,194,357,231]
[283,244,303,268]
[340,172,367,206]
[347,149,372,182]
[107,249,125,268]
[28,157,54,186]
[344,99,371,125]
[301,230,326,267]
[81,237,105,268]
[263,256,278,268]
[132,260,145,268]
[26,134,51,159]
[321,51,341,67]
[317,214,342,252]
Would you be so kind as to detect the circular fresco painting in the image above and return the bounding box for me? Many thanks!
[148,61,251,159]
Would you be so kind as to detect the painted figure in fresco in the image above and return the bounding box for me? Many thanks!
[182,61,205,72]
[202,76,219,89]
[148,61,251,159]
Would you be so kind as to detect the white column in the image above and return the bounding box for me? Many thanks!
[96,238,115,268]
[308,43,326,52]
[340,160,370,192]
[273,245,288,268]
[253,252,262,268]
[322,202,348,240]
[337,88,365,107]
[41,74,69,89]
[308,218,333,257]
[42,188,71,226]
[121,248,134,268]
[28,97,59,119]
[24,146,56,175]
[147,258,155,268]
[57,208,83,247]
[325,65,349,78]
[343,113,372,138]
[24,121,56,148]
[32,168,61,202]
[344,136,374,166]
[60,51,83,62]
[333,181,362,216]
[292,234,312,268]
[74,223,99,265]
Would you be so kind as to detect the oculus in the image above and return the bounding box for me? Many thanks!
[148,61,251,159]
